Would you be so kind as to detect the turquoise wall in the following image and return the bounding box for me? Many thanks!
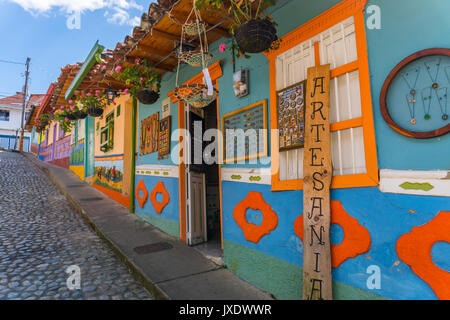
[365,0,450,170]
[134,175,180,238]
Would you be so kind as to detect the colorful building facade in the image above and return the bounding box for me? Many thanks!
[31,0,449,300]
[130,0,449,300]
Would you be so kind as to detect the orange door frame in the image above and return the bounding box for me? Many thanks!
[169,61,224,247]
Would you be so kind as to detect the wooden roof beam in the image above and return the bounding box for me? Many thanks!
[123,55,175,72]
[133,44,174,60]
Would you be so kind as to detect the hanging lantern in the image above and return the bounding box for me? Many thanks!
[105,88,119,104]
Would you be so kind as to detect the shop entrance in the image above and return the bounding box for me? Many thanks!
[184,101,222,261]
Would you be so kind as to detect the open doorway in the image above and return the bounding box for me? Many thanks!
[184,100,222,264]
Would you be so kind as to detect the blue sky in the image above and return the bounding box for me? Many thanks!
[0,0,153,98]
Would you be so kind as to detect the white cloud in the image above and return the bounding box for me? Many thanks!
[107,7,141,26]
[8,0,144,25]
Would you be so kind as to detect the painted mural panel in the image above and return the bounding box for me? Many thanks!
[93,159,124,193]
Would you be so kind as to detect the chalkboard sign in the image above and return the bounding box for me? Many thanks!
[158,116,171,160]
[221,99,268,163]
[277,80,306,151]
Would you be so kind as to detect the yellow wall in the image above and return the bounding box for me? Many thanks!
[70,165,85,180]
[94,94,131,157]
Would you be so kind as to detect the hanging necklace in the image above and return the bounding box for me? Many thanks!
[405,94,416,124]
[401,67,420,124]
[423,58,441,119]
[436,87,448,121]
[421,87,433,120]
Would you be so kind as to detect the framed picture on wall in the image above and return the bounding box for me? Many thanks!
[221,99,268,163]
[276,80,306,151]
[140,112,159,155]
[158,116,171,160]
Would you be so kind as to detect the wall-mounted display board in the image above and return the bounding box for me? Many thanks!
[222,99,268,163]
[380,48,450,139]
[277,80,306,151]
[158,116,171,160]
[140,112,159,155]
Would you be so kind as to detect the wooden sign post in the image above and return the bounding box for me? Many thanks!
[303,64,332,300]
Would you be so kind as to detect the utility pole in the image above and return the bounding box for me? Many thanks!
[18,57,31,152]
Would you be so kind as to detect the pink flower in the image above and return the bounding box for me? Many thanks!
[65,117,69,121]
[70,106,74,110]
[109,71,113,76]
[87,93,91,96]
[68,100,73,104]
[60,106,64,110]
[124,88,129,95]
[219,43,226,52]
[140,77,144,83]
[101,65,107,70]
[115,66,122,72]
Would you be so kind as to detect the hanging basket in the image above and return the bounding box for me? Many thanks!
[87,106,104,117]
[183,21,206,36]
[74,110,88,120]
[136,88,160,105]
[175,42,197,58]
[67,113,77,121]
[235,19,277,54]
[178,51,213,67]
[174,83,218,109]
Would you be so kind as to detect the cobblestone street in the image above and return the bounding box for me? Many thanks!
[0,151,153,300]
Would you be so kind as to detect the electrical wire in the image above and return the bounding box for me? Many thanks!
[0,59,25,65]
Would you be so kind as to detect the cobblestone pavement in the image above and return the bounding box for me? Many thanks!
[0,151,153,300]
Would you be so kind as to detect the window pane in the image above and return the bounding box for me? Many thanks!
[331,127,366,176]
[330,70,362,123]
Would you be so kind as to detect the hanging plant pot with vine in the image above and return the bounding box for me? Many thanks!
[136,88,160,105]
[235,19,277,54]
[73,110,88,120]
[87,106,104,117]
[66,113,78,121]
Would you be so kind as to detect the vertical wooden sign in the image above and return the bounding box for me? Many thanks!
[303,64,332,300]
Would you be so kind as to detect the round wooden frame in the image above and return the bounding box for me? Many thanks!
[380,48,450,139]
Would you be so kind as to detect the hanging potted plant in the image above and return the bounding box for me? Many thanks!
[68,98,87,120]
[35,114,52,132]
[112,59,161,105]
[52,108,74,132]
[75,91,107,117]
[196,0,279,54]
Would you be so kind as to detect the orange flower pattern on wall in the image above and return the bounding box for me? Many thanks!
[396,211,450,300]
[136,179,149,208]
[294,200,371,268]
[150,181,170,214]
[233,192,278,243]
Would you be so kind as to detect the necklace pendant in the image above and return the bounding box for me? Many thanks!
[410,89,416,95]
[424,114,431,120]
[432,83,439,89]
[410,119,416,124]
[443,114,448,121]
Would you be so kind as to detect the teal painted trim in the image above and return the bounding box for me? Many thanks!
[137,214,180,239]
[223,240,388,300]
[65,41,105,100]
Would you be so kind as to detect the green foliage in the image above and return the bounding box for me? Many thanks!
[111,58,161,98]
[196,0,280,58]
[196,0,277,31]
[74,90,107,110]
